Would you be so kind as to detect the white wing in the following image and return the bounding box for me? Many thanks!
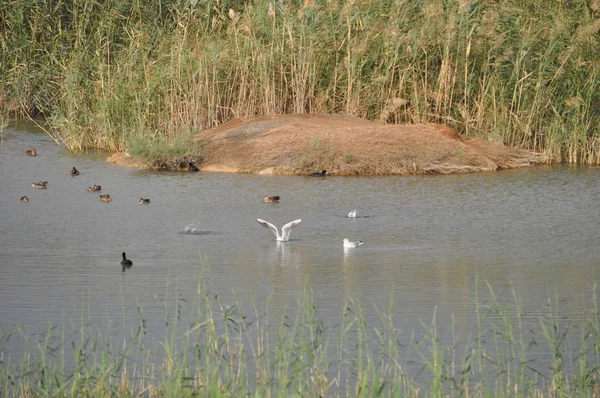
[256,218,281,239]
[280,219,302,241]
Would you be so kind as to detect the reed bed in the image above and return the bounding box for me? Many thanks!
[1,276,599,397]
[0,0,599,163]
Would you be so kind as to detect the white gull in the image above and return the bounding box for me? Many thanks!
[256,218,302,242]
[343,238,364,248]
[348,209,359,218]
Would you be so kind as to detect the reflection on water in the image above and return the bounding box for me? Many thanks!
[1,121,600,379]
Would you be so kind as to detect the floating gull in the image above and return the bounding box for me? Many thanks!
[256,218,302,242]
[343,238,364,248]
[348,209,359,218]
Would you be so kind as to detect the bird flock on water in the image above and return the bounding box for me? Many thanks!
[22,150,364,270]
[21,148,203,271]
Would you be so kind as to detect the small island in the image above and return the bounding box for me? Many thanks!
[108,114,544,176]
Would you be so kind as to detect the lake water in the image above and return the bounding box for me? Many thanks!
[1,121,599,387]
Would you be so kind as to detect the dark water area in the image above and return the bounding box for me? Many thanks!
[1,121,599,387]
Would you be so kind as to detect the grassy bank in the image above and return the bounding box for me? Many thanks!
[1,0,599,163]
[1,279,600,397]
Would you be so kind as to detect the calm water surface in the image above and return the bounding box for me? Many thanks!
[1,121,599,376]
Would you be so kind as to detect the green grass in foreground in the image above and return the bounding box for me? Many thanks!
[1,277,599,397]
[0,0,599,163]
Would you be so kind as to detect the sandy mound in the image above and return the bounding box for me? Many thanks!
[193,114,544,176]
[106,152,150,169]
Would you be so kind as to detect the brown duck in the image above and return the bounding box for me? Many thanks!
[32,181,48,189]
[262,196,281,203]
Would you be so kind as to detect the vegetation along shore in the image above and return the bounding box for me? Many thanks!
[1,280,600,396]
[1,0,599,168]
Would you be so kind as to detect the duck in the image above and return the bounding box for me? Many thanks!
[139,198,150,204]
[310,170,327,177]
[20,196,29,202]
[87,185,101,192]
[262,196,280,203]
[25,149,37,156]
[121,252,133,271]
[99,194,112,202]
[187,162,199,172]
[70,167,80,176]
[343,238,364,248]
[32,181,48,189]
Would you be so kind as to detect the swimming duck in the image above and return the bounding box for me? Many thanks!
[347,209,359,218]
[70,167,80,176]
[32,181,48,189]
[139,198,150,204]
[25,149,37,156]
[121,252,133,271]
[310,170,327,177]
[20,196,29,202]
[187,162,199,172]
[99,194,112,202]
[262,196,280,203]
[87,185,101,192]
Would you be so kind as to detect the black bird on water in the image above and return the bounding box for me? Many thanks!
[310,170,327,177]
[121,252,133,272]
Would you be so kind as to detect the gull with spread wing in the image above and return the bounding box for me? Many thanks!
[256,218,302,242]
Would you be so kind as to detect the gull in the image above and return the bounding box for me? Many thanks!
[257,218,302,242]
[348,209,359,218]
[343,238,364,248]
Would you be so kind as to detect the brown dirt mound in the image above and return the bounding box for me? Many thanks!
[106,152,150,169]
[193,114,545,176]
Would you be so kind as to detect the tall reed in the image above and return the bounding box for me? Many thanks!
[0,0,599,162]
[1,276,600,396]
